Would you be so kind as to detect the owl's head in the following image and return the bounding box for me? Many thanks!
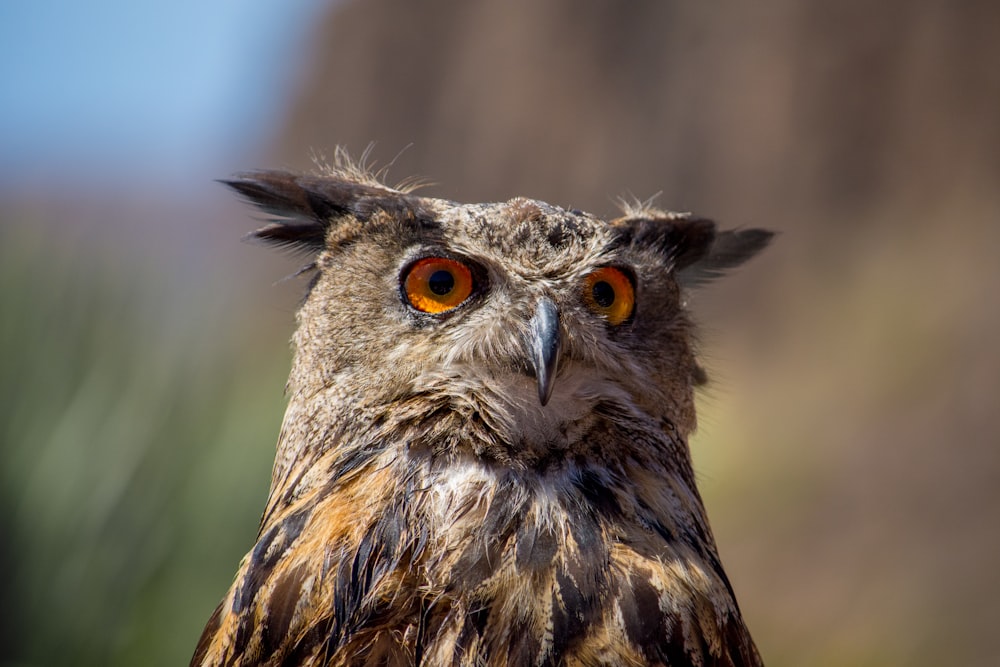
[226,161,770,466]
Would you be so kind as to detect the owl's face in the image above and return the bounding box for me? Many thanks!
[228,168,770,465]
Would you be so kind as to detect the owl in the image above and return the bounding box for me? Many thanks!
[192,154,771,667]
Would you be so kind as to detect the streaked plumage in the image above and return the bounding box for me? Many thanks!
[192,153,771,666]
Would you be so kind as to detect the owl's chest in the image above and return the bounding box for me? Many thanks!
[407,466,614,660]
[250,455,740,664]
[394,462,732,665]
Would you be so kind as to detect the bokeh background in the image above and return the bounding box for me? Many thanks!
[2,1,999,665]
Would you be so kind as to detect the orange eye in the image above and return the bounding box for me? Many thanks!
[583,267,635,325]
[403,257,475,314]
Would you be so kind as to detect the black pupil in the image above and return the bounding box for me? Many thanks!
[428,269,455,296]
[592,280,615,308]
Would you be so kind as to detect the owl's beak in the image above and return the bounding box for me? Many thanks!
[528,297,562,406]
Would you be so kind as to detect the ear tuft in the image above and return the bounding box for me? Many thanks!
[677,228,774,287]
[221,170,433,253]
[612,213,773,286]
[612,214,716,263]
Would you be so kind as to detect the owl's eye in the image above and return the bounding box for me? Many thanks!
[403,257,475,314]
[583,267,635,325]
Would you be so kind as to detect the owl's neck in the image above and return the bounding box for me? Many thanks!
[269,375,704,535]
[272,373,696,501]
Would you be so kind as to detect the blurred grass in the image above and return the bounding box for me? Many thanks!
[0,215,287,665]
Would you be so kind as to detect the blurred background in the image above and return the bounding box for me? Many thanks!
[2,1,998,665]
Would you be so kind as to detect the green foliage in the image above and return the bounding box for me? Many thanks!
[0,219,287,665]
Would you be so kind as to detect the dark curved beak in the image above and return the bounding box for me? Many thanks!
[527,297,562,406]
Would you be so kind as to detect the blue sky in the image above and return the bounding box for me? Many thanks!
[0,0,328,189]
